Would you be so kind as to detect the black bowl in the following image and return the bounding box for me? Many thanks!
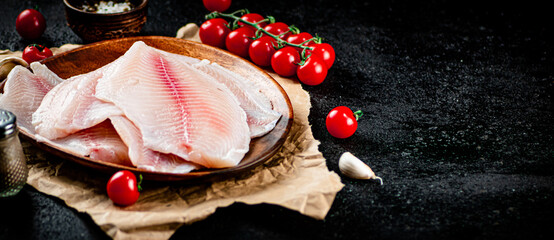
[63,0,148,42]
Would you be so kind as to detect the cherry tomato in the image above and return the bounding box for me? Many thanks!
[249,36,277,66]
[15,9,46,40]
[106,170,140,206]
[199,18,231,49]
[22,44,53,64]
[225,27,256,58]
[307,43,335,69]
[202,0,231,12]
[271,46,300,77]
[286,32,313,53]
[326,106,361,139]
[297,55,328,86]
[238,13,267,31]
[263,22,292,40]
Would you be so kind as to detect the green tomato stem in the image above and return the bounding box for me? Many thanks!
[229,9,248,16]
[29,43,46,51]
[255,18,272,25]
[266,16,276,24]
[288,25,300,35]
[137,174,143,192]
[353,110,363,121]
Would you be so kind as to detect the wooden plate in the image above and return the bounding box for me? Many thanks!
[20,36,293,182]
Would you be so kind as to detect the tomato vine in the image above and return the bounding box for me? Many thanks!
[205,9,321,62]
[202,9,334,85]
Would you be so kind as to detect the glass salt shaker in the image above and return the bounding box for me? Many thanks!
[0,109,28,197]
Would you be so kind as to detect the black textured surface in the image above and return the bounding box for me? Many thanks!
[1,0,553,239]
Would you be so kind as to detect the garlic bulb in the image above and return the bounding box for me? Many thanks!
[338,152,383,184]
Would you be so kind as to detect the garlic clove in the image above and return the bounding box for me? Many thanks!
[176,23,200,40]
[338,152,383,184]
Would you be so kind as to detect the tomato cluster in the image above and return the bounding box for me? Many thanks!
[199,11,335,86]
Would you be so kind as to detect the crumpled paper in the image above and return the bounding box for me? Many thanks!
[0,24,344,240]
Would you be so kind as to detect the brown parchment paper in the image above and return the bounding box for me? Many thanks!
[0,24,344,240]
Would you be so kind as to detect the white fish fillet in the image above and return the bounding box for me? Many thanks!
[0,65,61,133]
[96,41,250,168]
[0,64,131,165]
[110,116,200,173]
[30,62,65,87]
[156,50,201,65]
[32,64,124,140]
[154,49,281,137]
[191,60,281,137]
[38,120,132,166]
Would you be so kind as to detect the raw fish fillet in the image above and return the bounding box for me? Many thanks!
[96,41,250,168]
[153,49,280,137]
[0,64,130,165]
[160,51,281,137]
[0,64,61,133]
[110,116,200,173]
[156,50,201,65]
[191,60,281,137]
[37,120,132,166]
[30,62,65,87]
[32,64,124,140]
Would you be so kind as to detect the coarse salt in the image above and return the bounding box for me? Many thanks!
[82,1,133,14]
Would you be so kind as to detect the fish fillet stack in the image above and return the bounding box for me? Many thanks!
[0,41,281,173]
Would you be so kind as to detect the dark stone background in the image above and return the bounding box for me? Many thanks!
[1,0,553,239]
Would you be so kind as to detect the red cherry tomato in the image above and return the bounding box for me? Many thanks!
[225,27,256,58]
[286,32,313,53]
[199,18,231,49]
[249,36,277,66]
[297,55,328,86]
[15,9,46,40]
[271,46,300,77]
[326,106,361,139]
[22,44,53,64]
[264,22,292,40]
[106,170,140,206]
[238,13,267,31]
[307,43,335,69]
[202,0,231,12]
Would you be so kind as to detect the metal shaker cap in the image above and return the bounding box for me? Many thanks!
[0,109,17,139]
